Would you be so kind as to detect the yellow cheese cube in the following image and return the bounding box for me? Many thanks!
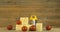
[36,23,43,31]
[20,17,29,25]
[16,25,23,30]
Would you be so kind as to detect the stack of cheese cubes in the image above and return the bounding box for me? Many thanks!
[16,17,31,31]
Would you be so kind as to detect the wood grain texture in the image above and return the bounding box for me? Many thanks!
[0,0,60,27]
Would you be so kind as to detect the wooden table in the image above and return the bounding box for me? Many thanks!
[0,28,60,32]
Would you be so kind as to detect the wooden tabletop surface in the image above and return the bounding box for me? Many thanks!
[0,28,60,32]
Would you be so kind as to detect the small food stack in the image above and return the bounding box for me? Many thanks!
[16,15,43,31]
[20,17,30,31]
[16,17,29,31]
[30,15,43,31]
[16,19,22,30]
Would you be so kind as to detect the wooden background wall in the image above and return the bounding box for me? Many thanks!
[0,0,60,27]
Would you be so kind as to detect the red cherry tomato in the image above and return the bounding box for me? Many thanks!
[29,25,36,31]
[22,26,27,31]
[16,20,22,25]
[46,25,52,30]
[7,25,13,30]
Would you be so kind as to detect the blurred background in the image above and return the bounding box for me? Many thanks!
[0,0,60,28]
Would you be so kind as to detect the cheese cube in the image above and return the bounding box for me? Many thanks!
[16,25,23,30]
[36,23,43,31]
[20,17,29,25]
